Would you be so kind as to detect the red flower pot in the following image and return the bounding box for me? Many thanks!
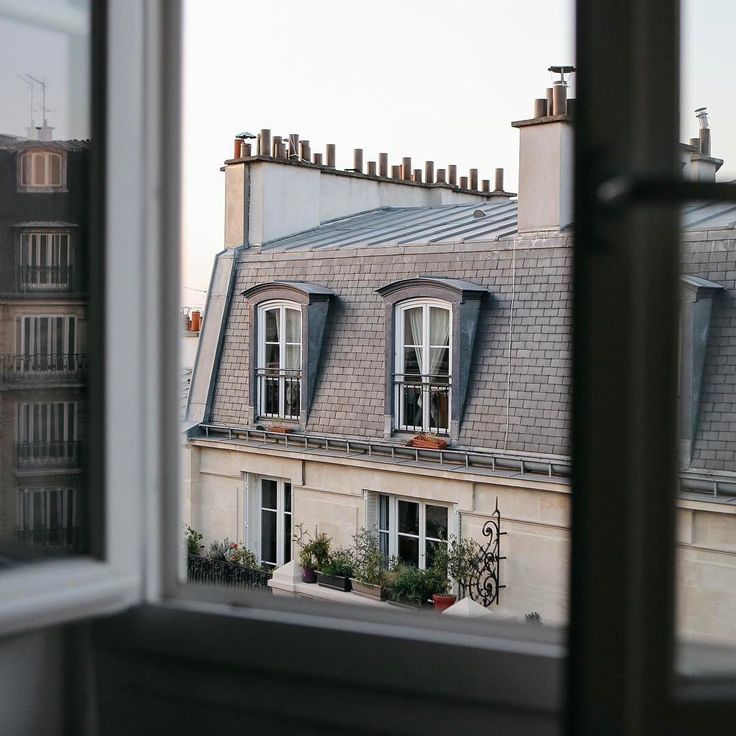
[432,594,457,612]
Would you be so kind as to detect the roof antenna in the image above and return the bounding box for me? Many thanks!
[17,74,35,139]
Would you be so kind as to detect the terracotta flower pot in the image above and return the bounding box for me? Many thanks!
[410,435,448,450]
[432,593,457,612]
[269,425,293,434]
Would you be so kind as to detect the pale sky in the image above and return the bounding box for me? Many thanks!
[0,2,732,308]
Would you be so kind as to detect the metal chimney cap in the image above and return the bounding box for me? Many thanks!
[695,107,709,128]
[235,131,257,139]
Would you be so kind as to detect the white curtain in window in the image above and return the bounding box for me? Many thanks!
[429,307,450,376]
[407,308,423,374]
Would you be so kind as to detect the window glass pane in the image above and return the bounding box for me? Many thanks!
[265,309,279,342]
[398,500,419,535]
[283,512,291,564]
[429,347,449,377]
[261,509,277,565]
[264,343,279,368]
[285,345,300,370]
[379,494,389,531]
[402,386,422,430]
[426,539,445,570]
[404,307,422,345]
[429,307,450,347]
[284,379,300,418]
[403,346,421,375]
[285,308,300,344]
[678,1,736,663]
[284,482,292,512]
[261,479,277,509]
[0,2,92,560]
[425,505,447,541]
[397,535,419,567]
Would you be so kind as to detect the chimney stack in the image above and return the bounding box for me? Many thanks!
[469,168,478,190]
[313,152,323,166]
[513,66,575,232]
[353,148,364,173]
[448,165,457,186]
[436,168,446,184]
[425,160,434,184]
[326,144,336,168]
[379,153,389,177]
[683,108,722,182]
[494,168,504,192]
[402,157,412,181]
[288,133,299,159]
[368,161,377,176]
[259,129,271,156]
[300,140,311,161]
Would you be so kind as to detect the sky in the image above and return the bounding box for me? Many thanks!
[0,1,733,308]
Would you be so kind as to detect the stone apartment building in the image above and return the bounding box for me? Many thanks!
[184,82,736,638]
[0,132,89,551]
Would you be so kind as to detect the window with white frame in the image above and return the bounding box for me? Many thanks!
[248,477,292,568]
[16,315,78,374]
[378,494,450,569]
[19,150,65,189]
[16,487,77,546]
[395,300,451,434]
[256,301,301,420]
[19,231,72,289]
[17,401,79,467]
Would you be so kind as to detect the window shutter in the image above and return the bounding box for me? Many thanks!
[364,490,379,534]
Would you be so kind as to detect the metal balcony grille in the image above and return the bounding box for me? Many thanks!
[16,440,81,468]
[256,367,301,420]
[0,353,87,382]
[394,373,451,434]
[17,265,72,290]
[16,526,80,550]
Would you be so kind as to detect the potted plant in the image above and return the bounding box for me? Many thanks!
[185,525,204,556]
[268,424,293,434]
[317,549,355,592]
[384,563,437,609]
[350,527,388,601]
[430,536,479,612]
[293,524,331,583]
[409,433,448,450]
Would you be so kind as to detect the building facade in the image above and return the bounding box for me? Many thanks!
[185,94,736,639]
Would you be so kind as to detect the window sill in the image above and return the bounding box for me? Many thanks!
[0,557,139,638]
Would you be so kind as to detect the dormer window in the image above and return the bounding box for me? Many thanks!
[376,277,489,439]
[19,150,65,190]
[242,281,335,427]
[396,300,451,434]
[257,302,301,420]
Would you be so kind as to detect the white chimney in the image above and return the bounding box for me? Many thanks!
[512,67,575,233]
[681,108,723,183]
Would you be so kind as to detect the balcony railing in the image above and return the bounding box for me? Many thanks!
[16,440,82,468]
[256,367,301,420]
[17,526,80,550]
[17,265,72,291]
[0,353,87,382]
[187,554,273,591]
[394,373,451,434]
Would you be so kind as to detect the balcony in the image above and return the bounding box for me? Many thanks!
[187,554,272,592]
[17,264,73,291]
[394,373,451,435]
[256,367,301,420]
[0,353,87,383]
[16,440,81,469]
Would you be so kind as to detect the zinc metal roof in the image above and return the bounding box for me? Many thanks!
[262,201,520,252]
[261,198,736,253]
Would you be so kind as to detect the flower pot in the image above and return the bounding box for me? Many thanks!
[350,579,386,601]
[432,594,457,612]
[269,425,293,434]
[302,566,317,583]
[410,435,448,450]
[317,572,352,592]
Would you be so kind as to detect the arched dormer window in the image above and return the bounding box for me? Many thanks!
[19,150,65,189]
[376,277,489,439]
[395,299,452,434]
[243,281,335,426]
[257,301,302,419]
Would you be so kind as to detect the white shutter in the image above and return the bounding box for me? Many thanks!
[363,489,379,534]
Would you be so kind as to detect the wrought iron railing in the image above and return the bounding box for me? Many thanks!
[16,440,81,468]
[17,526,80,550]
[255,367,301,420]
[458,498,506,607]
[0,353,87,382]
[394,372,451,434]
[17,265,72,290]
[187,554,273,591]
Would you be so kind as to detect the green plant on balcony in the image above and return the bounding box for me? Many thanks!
[185,525,204,556]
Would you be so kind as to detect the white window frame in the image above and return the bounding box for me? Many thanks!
[19,231,72,290]
[248,476,292,568]
[378,494,452,570]
[19,150,65,189]
[394,298,452,434]
[256,300,302,420]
